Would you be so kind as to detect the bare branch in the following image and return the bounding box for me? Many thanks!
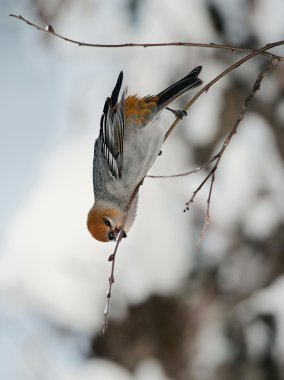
[101,229,123,335]
[9,14,284,61]
[147,155,219,179]
[182,59,279,245]
[183,167,217,212]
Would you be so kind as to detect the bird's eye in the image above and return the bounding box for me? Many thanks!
[104,219,111,227]
[108,231,116,241]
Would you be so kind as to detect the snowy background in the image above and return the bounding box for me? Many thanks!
[1,0,284,379]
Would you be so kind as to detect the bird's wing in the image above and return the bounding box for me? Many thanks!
[98,71,126,178]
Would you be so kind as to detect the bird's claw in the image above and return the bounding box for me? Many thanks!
[166,107,187,119]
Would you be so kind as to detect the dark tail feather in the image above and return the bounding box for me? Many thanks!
[156,66,202,111]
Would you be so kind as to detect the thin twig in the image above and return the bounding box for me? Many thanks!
[101,229,123,335]
[147,155,219,178]
[183,167,217,212]
[9,14,284,61]
[101,179,143,334]
[182,59,279,245]
[195,172,215,248]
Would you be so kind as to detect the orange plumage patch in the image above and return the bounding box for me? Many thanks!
[125,95,158,126]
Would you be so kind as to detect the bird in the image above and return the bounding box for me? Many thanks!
[87,66,203,242]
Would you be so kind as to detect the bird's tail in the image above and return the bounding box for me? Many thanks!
[156,66,202,111]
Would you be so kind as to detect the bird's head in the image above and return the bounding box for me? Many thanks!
[87,202,127,243]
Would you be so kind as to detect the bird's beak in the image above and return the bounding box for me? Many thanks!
[112,227,127,240]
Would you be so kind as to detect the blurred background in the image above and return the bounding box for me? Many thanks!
[1,0,284,379]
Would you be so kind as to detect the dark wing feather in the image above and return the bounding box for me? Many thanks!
[98,71,125,178]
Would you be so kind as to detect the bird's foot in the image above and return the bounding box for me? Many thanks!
[166,107,187,119]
